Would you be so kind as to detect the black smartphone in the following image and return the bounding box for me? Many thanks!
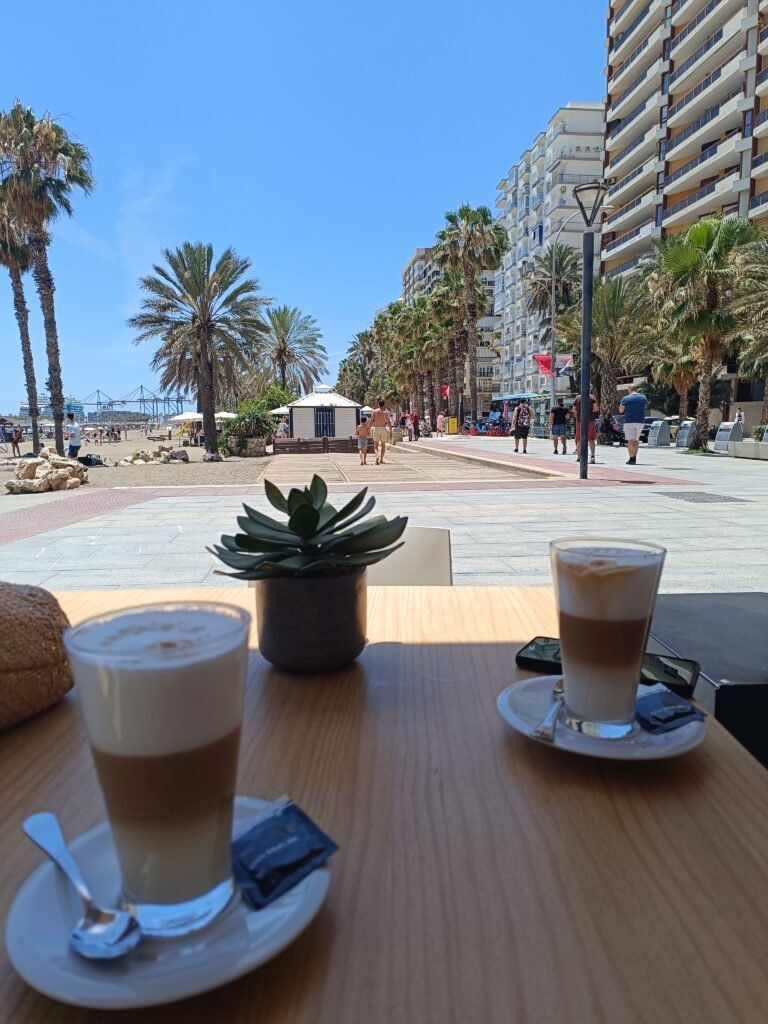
[515,637,700,698]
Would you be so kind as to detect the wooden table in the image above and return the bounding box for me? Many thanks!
[2,587,767,1023]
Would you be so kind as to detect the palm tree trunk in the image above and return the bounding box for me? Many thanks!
[425,368,436,425]
[690,350,713,451]
[29,233,65,455]
[678,387,688,422]
[463,264,479,422]
[198,331,220,458]
[761,377,768,426]
[597,362,618,445]
[280,363,287,390]
[447,335,459,419]
[8,262,40,454]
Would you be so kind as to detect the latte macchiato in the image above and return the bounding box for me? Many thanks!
[65,603,250,936]
[551,541,665,736]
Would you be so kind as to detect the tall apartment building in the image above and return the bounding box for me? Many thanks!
[401,248,441,304]
[400,249,502,414]
[494,103,605,396]
[602,0,763,280]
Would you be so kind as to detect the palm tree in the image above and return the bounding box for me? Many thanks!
[260,305,326,393]
[0,204,40,453]
[434,205,508,420]
[431,272,467,419]
[650,217,758,449]
[128,243,270,459]
[558,276,650,428]
[731,237,768,425]
[0,102,93,455]
[524,243,582,346]
[648,335,698,422]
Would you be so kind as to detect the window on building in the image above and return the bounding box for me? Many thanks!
[744,110,754,139]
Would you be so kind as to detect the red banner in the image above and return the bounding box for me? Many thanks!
[533,354,553,376]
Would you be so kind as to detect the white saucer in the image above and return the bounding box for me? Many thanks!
[497,675,706,761]
[5,797,331,1010]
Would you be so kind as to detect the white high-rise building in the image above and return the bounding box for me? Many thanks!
[401,248,501,415]
[494,102,605,396]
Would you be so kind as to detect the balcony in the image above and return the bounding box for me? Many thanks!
[662,170,742,226]
[757,67,768,100]
[602,218,655,259]
[667,50,746,129]
[748,190,768,217]
[608,125,660,175]
[604,255,643,278]
[751,151,768,180]
[605,189,657,232]
[670,0,706,26]
[759,26,768,57]
[611,4,653,63]
[609,58,666,119]
[663,87,743,161]
[608,95,663,148]
[754,109,768,140]
[531,191,544,209]
[664,132,747,194]
[612,0,655,36]
[609,22,667,90]
[669,9,749,93]
[607,158,658,203]
[669,0,733,64]
[546,146,603,173]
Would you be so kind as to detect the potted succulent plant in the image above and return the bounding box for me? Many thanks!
[210,476,407,673]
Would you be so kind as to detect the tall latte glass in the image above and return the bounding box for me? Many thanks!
[64,602,251,937]
[551,539,665,739]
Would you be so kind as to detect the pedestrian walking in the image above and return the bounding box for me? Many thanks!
[371,398,391,465]
[436,411,446,437]
[735,406,745,426]
[512,398,532,454]
[356,416,371,465]
[412,410,420,440]
[573,391,599,464]
[549,398,569,455]
[619,385,647,465]
[65,413,82,459]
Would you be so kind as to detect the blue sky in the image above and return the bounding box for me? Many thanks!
[1,0,605,414]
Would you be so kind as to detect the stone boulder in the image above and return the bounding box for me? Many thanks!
[4,446,88,496]
[169,448,189,462]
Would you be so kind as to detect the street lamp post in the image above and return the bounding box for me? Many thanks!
[549,211,583,409]
[572,181,611,481]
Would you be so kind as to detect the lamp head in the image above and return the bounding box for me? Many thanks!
[572,181,612,227]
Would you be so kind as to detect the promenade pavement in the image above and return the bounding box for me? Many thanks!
[0,436,765,593]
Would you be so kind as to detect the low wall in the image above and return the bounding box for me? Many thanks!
[728,441,768,460]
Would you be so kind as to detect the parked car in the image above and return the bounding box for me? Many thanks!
[639,416,658,444]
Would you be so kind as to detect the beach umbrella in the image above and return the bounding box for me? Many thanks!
[214,411,237,419]
[269,406,291,416]
[168,413,201,422]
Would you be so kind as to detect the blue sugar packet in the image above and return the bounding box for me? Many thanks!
[232,797,338,910]
[635,687,705,734]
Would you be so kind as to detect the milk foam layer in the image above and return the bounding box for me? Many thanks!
[553,546,663,622]
[67,607,249,757]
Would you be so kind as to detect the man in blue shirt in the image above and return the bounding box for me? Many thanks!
[619,385,647,465]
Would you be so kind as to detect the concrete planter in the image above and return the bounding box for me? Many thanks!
[728,441,768,460]
[253,571,367,673]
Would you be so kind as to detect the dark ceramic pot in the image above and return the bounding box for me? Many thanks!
[254,571,367,673]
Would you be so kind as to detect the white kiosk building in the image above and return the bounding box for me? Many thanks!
[288,386,361,439]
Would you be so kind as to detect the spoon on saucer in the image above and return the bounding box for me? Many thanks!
[530,677,565,743]
[23,812,142,960]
